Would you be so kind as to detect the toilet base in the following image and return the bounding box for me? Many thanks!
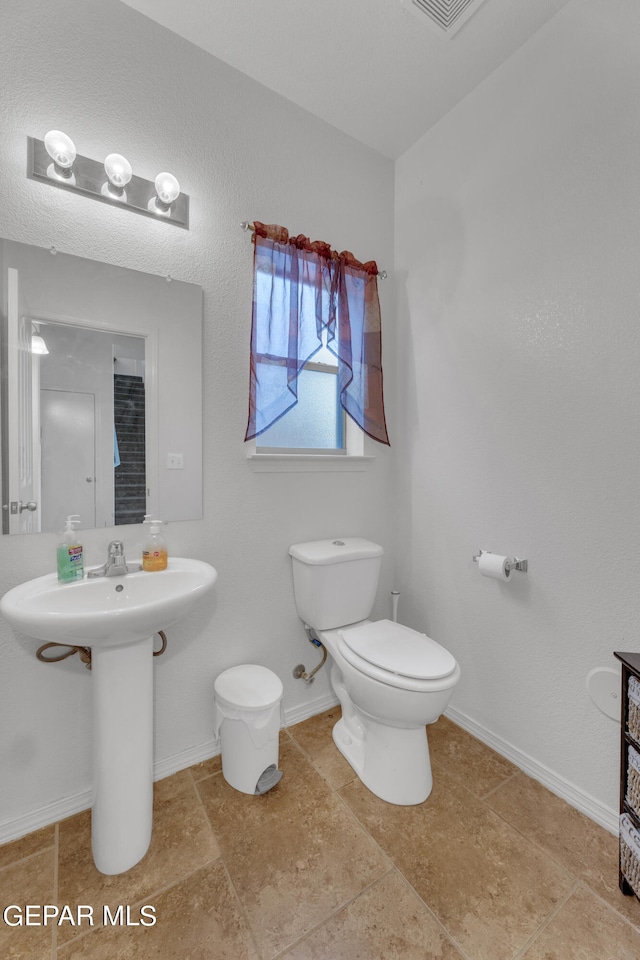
[332,715,433,805]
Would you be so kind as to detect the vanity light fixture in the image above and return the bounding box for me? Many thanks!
[28,132,189,229]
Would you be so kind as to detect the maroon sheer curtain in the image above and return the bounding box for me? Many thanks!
[245,222,390,446]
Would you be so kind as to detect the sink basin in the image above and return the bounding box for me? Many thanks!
[0,556,217,876]
[0,557,217,646]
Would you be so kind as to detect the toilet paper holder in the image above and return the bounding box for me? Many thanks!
[472,550,528,573]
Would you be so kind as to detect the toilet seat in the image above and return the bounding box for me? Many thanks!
[337,619,457,688]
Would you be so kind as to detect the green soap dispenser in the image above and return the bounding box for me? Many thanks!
[57,515,84,582]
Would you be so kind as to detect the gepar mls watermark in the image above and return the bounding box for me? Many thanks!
[3,904,157,927]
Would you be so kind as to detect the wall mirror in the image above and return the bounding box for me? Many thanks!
[0,239,203,535]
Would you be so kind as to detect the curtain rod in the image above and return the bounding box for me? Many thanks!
[240,221,387,279]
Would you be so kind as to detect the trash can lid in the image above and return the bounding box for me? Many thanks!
[214,664,283,710]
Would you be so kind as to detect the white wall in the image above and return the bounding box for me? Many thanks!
[395,0,640,828]
[0,0,395,837]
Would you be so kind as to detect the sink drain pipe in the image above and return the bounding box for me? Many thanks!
[35,631,168,670]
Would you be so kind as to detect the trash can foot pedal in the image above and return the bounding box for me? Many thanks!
[254,764,283,795]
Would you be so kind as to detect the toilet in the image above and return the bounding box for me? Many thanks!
[289,538,460,805]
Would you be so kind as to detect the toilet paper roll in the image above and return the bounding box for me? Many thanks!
[478,553,510,581]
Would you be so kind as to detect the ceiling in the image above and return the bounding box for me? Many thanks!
[119,0,572,159]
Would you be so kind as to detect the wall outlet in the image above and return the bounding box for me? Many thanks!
[167,453,184,469]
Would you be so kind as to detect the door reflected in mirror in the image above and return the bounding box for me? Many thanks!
[37,322,146,532]
[0,239,203,535]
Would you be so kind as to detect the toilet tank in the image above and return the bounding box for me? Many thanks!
[289,538,384,631]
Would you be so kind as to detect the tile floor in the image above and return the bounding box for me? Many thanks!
[1,710,640,959]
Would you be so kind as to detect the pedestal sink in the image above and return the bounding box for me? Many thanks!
[0,558,217,875]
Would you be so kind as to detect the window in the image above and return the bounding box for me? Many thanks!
[256,330,346,454]
[244,221,389,458]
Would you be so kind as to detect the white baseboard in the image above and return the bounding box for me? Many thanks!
[445,705,618,836]
[0,790,93,846]
[283,692,340,729]
[0,693,340,845]
[5,696,613,846]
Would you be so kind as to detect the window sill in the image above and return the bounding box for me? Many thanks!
[247,453,374,473]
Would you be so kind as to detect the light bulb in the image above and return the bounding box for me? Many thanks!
[104,153,132,189]
[44,130,76,169]
[102,153,132,200]
[154,172,180,205]
[43,130,76,182]
[31,334,49,355]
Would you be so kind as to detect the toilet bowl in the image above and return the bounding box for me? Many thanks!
[317,619,460,804]
[289,538,461,805]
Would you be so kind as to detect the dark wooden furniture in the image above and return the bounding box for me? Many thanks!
[614,651,640,898]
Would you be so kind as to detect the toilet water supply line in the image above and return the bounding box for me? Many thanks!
[35,631,168,669]
[292,627,327,683]
[293,591,400,682]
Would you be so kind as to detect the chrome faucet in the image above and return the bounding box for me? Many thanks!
[87,540,130,578]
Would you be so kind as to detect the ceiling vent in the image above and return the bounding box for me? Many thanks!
[400,0,490,38]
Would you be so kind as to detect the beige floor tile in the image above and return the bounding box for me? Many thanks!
[56,861,259,960]
[429,716,518,798]
[485,771,640,929]
[340,766,574,960]
[0,848,55,960]
[282,870,465,960]
[153,768,196,803]
[286,706,357,790]
[57,779,221,946]
[196,736,389,959]
[0,824,56,870]
[6,708,637,960]
[190,754,222,782]
[520,884,640,959]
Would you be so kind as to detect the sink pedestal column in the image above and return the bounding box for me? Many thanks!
[91,636,154,875]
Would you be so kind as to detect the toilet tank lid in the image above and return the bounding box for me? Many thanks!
[289,538,384,565]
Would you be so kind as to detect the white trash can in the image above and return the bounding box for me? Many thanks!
[214,664,284,795]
